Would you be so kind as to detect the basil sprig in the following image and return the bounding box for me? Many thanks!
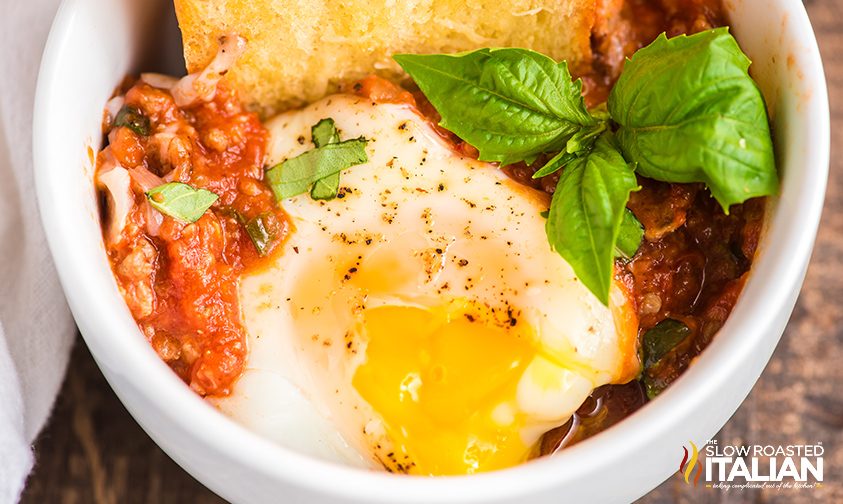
[266,120,368,201]
[394,48,597,166]
[146,182,218,222]
[546,134,638,304]
[395,28,777,304]
[609,28,777,211]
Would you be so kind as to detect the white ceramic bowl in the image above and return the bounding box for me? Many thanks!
[33,0,829,502]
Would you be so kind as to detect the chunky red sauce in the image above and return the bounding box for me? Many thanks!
[100,81,285,395]
[98,0,760,454]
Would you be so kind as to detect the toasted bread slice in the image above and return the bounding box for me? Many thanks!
[175,0,597,116]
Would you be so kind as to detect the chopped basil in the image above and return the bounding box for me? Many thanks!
[244,213,274,256]
[310,172,341,200]
[609,28,777,211]
[146,182,218,223]
[309,118,342,200]
[641,319,693,399]
[614,209,644,259]
[266,120,368,201]
[114,105,151,136]
[311,118,340,147]
[643,319,692,368]
[229,209,276,256]
[546,133,639,305]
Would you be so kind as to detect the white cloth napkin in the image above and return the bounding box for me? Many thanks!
[0,1,75,502]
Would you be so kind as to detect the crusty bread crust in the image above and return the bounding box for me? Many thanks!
[175,0,596,117]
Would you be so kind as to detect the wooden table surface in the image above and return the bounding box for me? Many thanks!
[20,1,843,502]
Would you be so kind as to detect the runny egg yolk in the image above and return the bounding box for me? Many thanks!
[353,300,543,475]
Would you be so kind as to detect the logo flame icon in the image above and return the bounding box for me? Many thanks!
[679,442,703,486]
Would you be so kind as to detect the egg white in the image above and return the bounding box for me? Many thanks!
[211,94,639,471]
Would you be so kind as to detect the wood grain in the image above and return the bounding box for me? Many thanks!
[20,0,843,502]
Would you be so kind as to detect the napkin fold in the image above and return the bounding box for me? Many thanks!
[0,0,76,502]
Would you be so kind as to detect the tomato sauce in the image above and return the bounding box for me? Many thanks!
[101,81,285,396]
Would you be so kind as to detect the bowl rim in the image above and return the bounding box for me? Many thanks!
[32,0,830,502]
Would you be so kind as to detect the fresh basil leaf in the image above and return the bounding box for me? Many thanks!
[310,119,342,200]
[394,48,595,165]
[546,133,639,304]
[643,319,692,368]
[608,28,777,211]
[146,182,218,222]
[114,105,150,136]
[266,138,368,200]
[245,213,273,256]
[614,209,644,259]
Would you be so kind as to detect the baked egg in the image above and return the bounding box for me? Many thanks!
[213,94,640,475]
